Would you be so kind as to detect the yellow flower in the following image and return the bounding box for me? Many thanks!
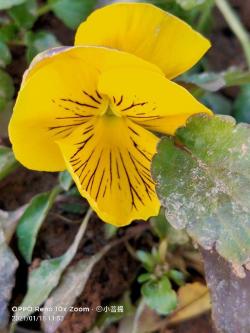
[9,3,212,226]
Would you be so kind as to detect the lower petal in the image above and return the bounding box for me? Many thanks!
[57,116,160,226]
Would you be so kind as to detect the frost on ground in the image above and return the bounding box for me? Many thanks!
[152,114,250,265]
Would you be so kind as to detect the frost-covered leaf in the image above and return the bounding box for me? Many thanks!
[0,206,27,243]
[141,275,177,315]
[152,114,250,265]
[202,249,250,333]
[12,209,92,322]
[169,282,210,325]
[42,244,111,333]
[0,146,18,181]
[16,187,60,263]
[0,229,18,329]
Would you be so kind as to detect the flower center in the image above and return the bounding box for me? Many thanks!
[105,106,116,117]
[101,98,122,118]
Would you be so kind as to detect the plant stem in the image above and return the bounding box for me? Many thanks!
[159,238,168,264]
[132,298,146,333]
[50,184,62,201]
[215,0,250,69]
[65,207,92,264]
[197,0,215,33]
[37,3,53,16]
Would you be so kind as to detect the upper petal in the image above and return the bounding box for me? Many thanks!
[75,2,211,79]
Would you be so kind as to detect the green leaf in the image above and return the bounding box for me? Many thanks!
[12,209,92,323]
[0,41,11,68]
[176,0,206,10]
[0,146,18,182]
[136,250,155,272]
[8,0,38,29]
[200,92,232,115]
[104,223,118,239]
[138,273,151,283]
[60,202,87,214]
[168,269,185,286]
[59,170,72,191]
[233,84,250,123]
[42,244,111,333]
[141,275,177,315]
[0,69,14,111]
[0,0,26,10]
[151,209,189,245]
[152,114,250,265]
[65,185,81,197]
[150,208,168,239]
[151,246,161,264]
[25,30,60,63]
[180,70,250,93]
[49,0,97,29]
[179,72,226,92]
[224,70,250,87]
[0,24,17,43]
[16,187,60,263]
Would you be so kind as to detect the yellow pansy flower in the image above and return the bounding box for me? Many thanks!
[9,3,212,227]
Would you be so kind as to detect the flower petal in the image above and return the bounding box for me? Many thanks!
[9,46,161,171]
[57,116,160,226]
[75,2,211,79]
[98,68,213,135]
